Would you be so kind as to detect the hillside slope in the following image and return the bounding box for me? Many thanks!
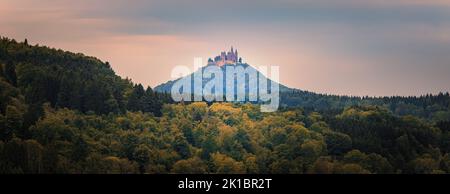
[155,63,293,94]
[0,37,170,128]
[0,36,449,174]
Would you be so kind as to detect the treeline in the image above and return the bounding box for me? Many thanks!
[0,102,448,173]
[281,90,450,121]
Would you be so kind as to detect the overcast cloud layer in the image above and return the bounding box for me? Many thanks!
[1,0,450,96]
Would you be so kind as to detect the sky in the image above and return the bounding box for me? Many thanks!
[1,0,450,96]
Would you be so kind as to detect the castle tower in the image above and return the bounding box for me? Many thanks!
[221,52,226,61]
[214,47,240,66]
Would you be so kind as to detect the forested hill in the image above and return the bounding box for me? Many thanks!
[0,37,171,129]
[1,36,449,174]
[152,47,450,121]
[154,63,293,94]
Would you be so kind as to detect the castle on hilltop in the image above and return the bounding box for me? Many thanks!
[208,47,242,66]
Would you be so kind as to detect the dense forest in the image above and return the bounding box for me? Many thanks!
[0,37,449,174]
[281,90,450,121]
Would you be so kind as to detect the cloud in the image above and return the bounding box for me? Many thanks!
[1,0,450,96]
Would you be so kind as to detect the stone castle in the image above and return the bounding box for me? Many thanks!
[208,47,242,66]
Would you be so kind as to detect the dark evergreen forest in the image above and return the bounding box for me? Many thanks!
[1,37,449,174]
